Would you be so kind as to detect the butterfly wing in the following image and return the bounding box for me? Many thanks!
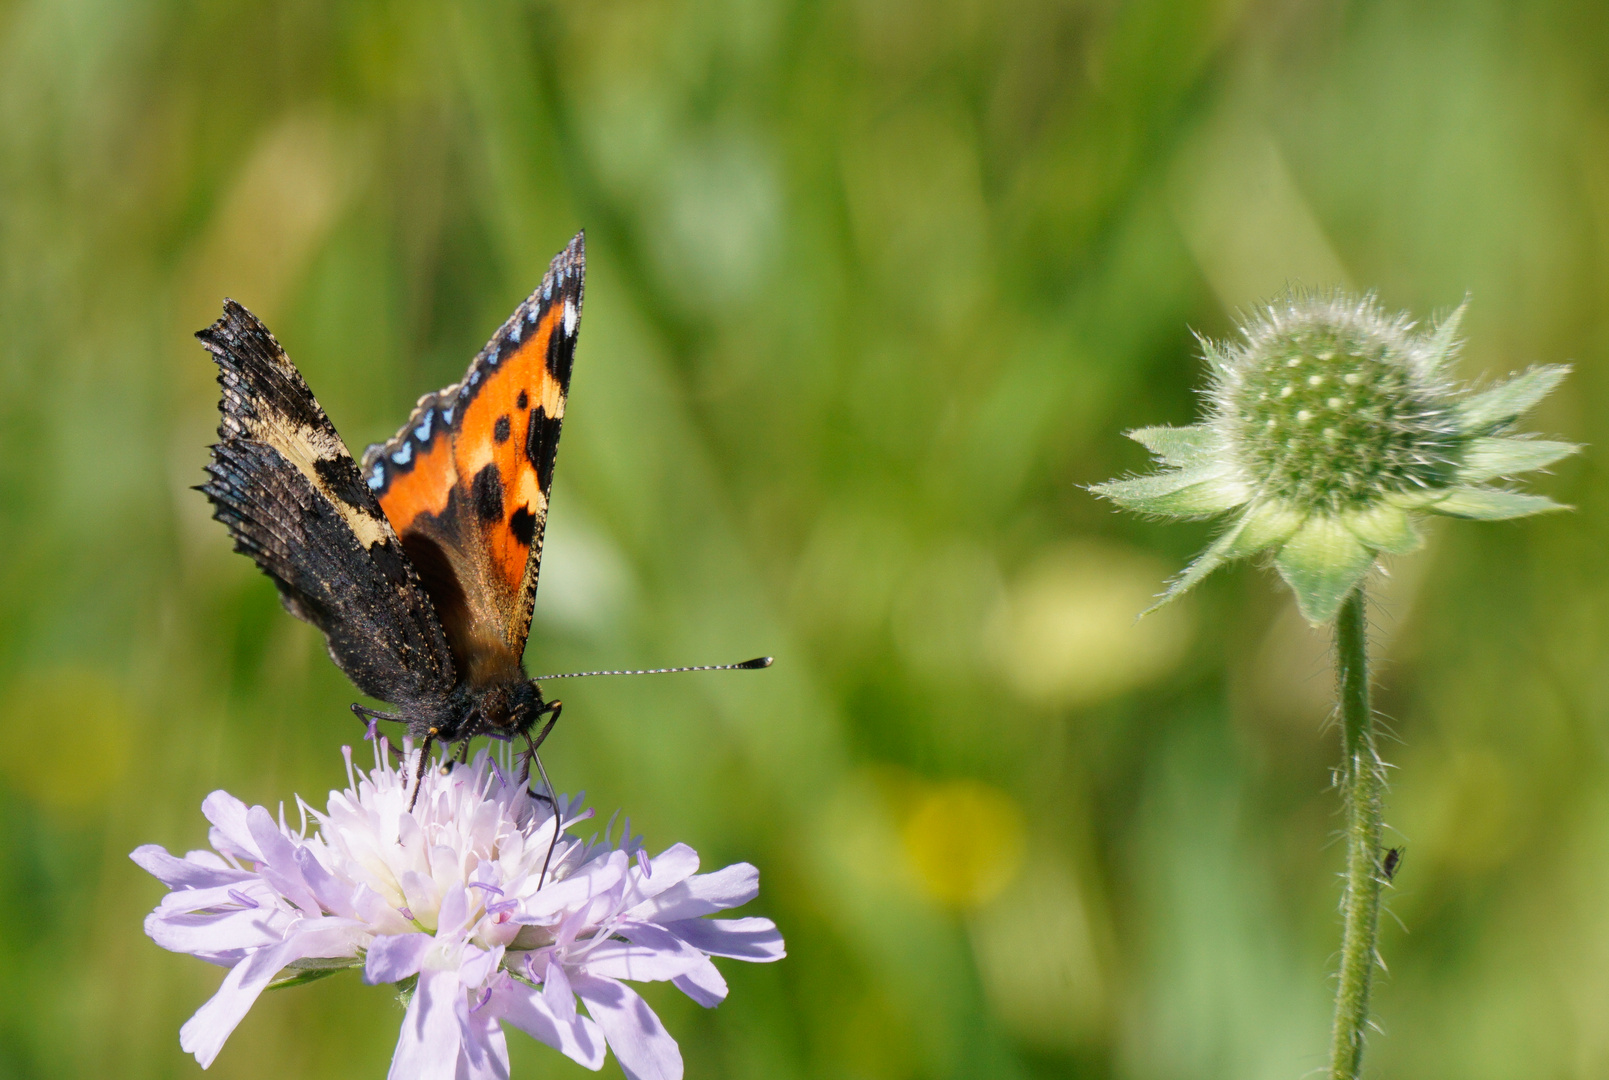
[198,301,458,710]
[361,232,584,686]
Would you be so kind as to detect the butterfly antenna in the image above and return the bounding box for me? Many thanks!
[530,657,773,680]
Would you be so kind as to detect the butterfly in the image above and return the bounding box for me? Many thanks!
[198,232,770,813]
[198,233,588,796]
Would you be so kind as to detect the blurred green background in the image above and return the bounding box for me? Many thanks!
[2,0,1606,1077]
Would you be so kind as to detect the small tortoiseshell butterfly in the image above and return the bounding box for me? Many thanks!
[197,232,766,799]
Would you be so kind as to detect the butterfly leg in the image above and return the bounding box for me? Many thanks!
[407,730,438,812]
[455,738,473,766]
[530,700,563,753]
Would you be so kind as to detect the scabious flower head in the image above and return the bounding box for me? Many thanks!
[134,742,784,1080]
[1091,294,1577,622]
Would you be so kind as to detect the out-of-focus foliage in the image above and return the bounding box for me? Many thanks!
[0,0,1603,1077]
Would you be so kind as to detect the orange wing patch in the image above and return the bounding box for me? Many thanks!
[451,299,569,600]
[361,231,583,669]
[373,422,456,533]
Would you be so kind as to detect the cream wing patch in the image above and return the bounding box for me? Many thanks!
[246,411,394,550]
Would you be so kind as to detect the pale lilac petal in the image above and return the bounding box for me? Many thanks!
[366,932,431,984]
[294,847,357,917]
[631,863,759,921]
[131,845,253,890]
[597,921,712,983]
[458,944,504,988]
[487,972,606,1070]
[201,792,262,862]
[401,871,440,926]
[582,940,706,983]
[388,967,465,1080]
[154,880,277,918]
[672,960,728,1008]
[247,807,321,914]
[184,850,236,870]
[572,974,683,1080]
[354,884,417,935]
[457,1003,510,1080]
[437,884,471,937]
[179,920,362,1068]
[620,845,699,909]
[519,853,626,922]
[179,938,296,1067]
[664,917,785,962]
[542,957,577,1023]
[146,908,285,962]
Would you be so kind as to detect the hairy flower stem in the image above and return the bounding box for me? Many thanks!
[1329,587,1384,1080]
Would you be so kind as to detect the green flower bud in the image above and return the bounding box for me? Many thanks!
[1092,294,1576,623]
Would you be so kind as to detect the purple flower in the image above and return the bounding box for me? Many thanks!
[134,743,784,1078]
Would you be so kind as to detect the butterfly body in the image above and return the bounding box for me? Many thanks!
[198,233,585,754]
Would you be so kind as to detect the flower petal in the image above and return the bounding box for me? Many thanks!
[146,908,286,963]
[131,845,253,890]
[401,871,440,927]
[388,967,465,1080]
[1274,516,1375,624]
[664,917,786,962]
[543,957,578,1023]
[458,944,504,989]
[179,938,297,1067]
[201,791,262,863]
[179,920,363,1068]
[1344,505,1420,555]
[632,863,758,922]
[488,972,607,1070]
[1457,365,1570,434]
[153,879,277,918]
[1457,437,1578,483]
[354,884,419,935]
[457,1003,510,1080]
[1428,487,1568,520]
[1127,425,1215,466]
[672,960,728,1008]
[582,940,706,984]
[294,846,358,918]
[365,932,432,985]
[621,844,700,910]
[1090,464,1248,517]
[437,884,472,939]
[573,974,684,1080]
[521,852,627,923]
[248,806,320,915]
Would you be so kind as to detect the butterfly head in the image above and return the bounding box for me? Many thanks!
[467,677,548,739]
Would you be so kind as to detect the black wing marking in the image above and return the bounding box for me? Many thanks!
[509,232,584,654]
[197,300,458,709]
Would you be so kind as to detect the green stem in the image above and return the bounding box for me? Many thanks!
[1329,586,1385,1080]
